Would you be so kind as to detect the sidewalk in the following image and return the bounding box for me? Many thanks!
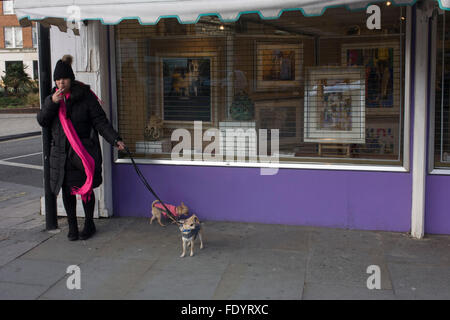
[0,213,449,300]
[0,113,41,141]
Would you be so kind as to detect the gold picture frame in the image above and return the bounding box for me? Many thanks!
[156,51,218,128]
[255,41,303,91]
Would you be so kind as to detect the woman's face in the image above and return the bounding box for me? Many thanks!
[55,78,71,92]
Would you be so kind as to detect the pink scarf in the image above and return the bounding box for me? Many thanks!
[59,92,95,202]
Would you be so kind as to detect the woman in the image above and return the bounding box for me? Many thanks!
[37,55,125,241]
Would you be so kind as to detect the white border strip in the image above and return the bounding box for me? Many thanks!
[0,152,42,162]
[115,158,408,172]
[0,160,43,170]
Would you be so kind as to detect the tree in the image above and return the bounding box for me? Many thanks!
[1,63,32,97]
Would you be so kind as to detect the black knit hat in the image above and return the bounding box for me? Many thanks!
[53,55,75,81]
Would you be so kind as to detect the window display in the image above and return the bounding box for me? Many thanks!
[114,6,405,166]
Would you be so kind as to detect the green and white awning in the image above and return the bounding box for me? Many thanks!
[14,0,447,26]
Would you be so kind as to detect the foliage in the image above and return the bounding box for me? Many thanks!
[25,92,40,107]
[0,95,26,108]
[1,63,33,97]
[230,92,255,121]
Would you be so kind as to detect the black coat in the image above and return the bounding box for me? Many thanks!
[37,81,120,195]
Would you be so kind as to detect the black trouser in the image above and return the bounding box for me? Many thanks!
[61,184,95,232]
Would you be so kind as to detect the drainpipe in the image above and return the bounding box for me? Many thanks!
[38,23,58,230]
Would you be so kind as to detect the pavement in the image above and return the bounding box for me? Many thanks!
[0,213,449,300]
[1,112,450,300]
[0,114,41,141]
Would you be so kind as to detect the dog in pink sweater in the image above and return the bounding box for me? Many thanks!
[150,200,189,226]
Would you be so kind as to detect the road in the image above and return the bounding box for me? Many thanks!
[0,136,43,188]
[0,136,45,233]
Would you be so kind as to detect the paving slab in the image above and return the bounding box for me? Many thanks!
[387,262,450,300]
[302,283,396,300]
[213,261,304,300]
[125,267,225,300]
[306,228,392,290]
[20,233,101,264]
[0,114,41,138]
[40,257,156,300]
[381,232,450,266]
[0,258,68,287]
[0,240,43,267]
[0,281,48,300]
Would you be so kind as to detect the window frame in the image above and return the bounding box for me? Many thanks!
[3,1,14,15]
[32,26,38,48]
[110,7,412,173]
[428,10,450,175]
[4,27,23,48]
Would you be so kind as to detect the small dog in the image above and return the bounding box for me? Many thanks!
[178,214,204,258]
[150,200,189,226]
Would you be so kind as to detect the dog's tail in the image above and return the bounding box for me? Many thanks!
[151,199,161,208]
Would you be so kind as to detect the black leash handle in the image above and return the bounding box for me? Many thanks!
[123,145,180,225]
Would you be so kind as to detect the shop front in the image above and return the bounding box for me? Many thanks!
[14,0,450,236]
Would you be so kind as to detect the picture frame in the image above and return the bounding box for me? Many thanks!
[157,52,217,126]
[255,99,302,146]
[341,42,401,116]
[304,66,366,144]
[255,41,303,91]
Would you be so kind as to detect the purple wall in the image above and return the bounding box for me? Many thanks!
[112,164,412,232]
[425,176,450,234]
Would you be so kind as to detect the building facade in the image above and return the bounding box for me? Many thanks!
[14,0,450,236]
[0,0,37,80]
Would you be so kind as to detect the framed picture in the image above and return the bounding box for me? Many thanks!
[255,42,303,90]
[341,42,401,116]
[358,120,400,156]
[255,99,302,146]
[304,66,366,144]
[159,55,215,123]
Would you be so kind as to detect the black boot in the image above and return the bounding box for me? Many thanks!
[62,186,79,241]
[67,213,79,241]
[79,196,96,240]
[79,219,96,240]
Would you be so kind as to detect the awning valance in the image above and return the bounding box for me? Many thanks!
[14,0,447,27]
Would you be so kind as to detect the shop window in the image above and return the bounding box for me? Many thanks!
[433,11,450,169]
[114,6,406,167]
[4,27,23,48]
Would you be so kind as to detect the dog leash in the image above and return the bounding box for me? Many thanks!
[124,145,180,225]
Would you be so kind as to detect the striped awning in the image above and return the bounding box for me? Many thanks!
[14,0,447,28]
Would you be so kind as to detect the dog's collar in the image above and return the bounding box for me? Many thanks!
[181,225,200,239]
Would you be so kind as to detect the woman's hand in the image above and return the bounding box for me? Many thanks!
[52,88,64,104]
[116,140,126,151]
